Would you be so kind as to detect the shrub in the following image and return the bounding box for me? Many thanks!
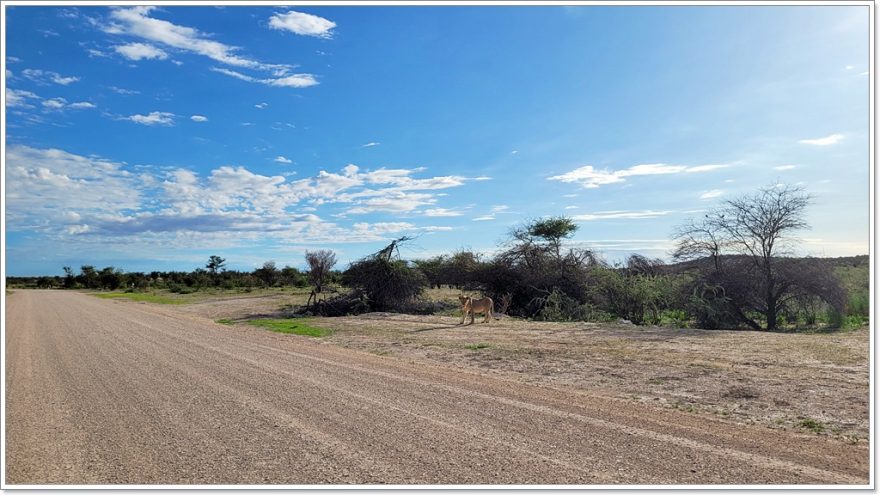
[848,289,869,317]
[532,288,594,321]
[342,258,428,312]
[660,309,689,327]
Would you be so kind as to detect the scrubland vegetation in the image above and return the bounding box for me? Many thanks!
[8,184,869,332]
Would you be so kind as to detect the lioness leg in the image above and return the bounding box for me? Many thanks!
[458,296,470,325]
[484,306,492,323]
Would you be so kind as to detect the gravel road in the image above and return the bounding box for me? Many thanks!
[5,290,869,485]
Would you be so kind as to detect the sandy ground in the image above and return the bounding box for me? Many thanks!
[5,290,870,485]
[180,291,870,442]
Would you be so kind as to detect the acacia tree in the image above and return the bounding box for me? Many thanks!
[487,216,602,317]
[501,216,579,269]
[205,255,227,286]
[673,184,838,330]
[206,255,226,275]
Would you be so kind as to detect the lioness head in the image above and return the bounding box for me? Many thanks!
[458,295,471,306]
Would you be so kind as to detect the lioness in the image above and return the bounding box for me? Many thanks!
[458,295,494,325]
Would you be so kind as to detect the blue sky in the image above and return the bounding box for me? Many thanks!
[3,4,871,276]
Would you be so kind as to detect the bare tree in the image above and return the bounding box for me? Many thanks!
[672,214,727,271]
[673,183,829,330]
[305,250,337,292]
[719,184,811,330]
[375,235,416,262]
[305,250,337,308]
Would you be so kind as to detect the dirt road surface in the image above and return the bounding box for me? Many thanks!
[5,290,869,485]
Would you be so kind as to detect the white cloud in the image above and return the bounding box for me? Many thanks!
[5,145,143,232]
[268,11,336,39]
[699,189,724,200]
[7,89,94,112]
[42,98,68,109]
[564,206,579,210]
[108,85,139,95]
[106,7,283,71]
[473,176,492,181]
[571,210,671,221]
[549,162,729,189]
[423,208,463,217]
[684,164,728,173]
[6,145,472,248]
[774,164,796,171]
[468,204,511,222]
[21,68,80,85]
[100,7,319,89]
[845,65,854,70]
[126,111,175,126]
[255,102,268,109]
[362,142,380,148]
[617,163,687,176]
[6,88,40,107]
[190,115,208,122]
[799,133,844,146]
[352,222,413,235]
[344,191,437,214]
[68,101,96,109]
[548,165,622,189]
[114,42,168,61]
[274,156,293,164]
[212,67,318,88]
[511,150,519,154]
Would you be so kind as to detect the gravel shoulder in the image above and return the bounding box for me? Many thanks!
[5,290,870,485]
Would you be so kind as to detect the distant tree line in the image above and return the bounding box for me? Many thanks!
[8,184,868,331]
[10,259,334,294]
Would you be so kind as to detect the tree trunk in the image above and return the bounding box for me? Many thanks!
[766,292,778,331]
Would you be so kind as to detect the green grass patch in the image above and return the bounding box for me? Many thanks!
[247,318,330,337]
[464,343,491,350]
[94,292,186,305]
[215,318,235,325]
[797,418,826,434]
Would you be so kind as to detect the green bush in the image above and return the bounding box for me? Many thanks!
[660,309,689,327]
[532,288,594,321]
[848,289,869,317]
